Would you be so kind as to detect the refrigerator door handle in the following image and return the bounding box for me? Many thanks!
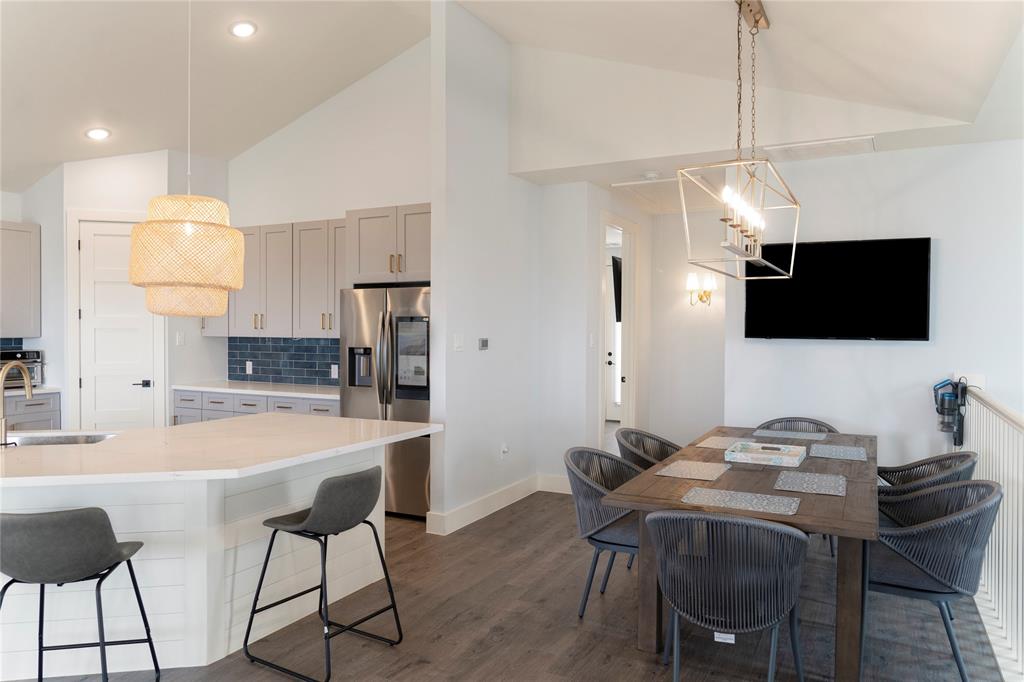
[383,311,395,406]
[375,311,387,413]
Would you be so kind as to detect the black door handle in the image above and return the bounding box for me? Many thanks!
[132,380,152,388]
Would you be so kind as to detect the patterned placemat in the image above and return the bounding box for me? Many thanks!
[752,429,829,441]
[656,461,732,481]
[696,436,752,450]
[774,471,847,497]
[682,488,800,515]
[810,444,867,461]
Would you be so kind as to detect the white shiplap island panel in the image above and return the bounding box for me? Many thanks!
[0,414,442,680]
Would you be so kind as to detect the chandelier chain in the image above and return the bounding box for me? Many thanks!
[735,2,743,159]
[750,22,758,158]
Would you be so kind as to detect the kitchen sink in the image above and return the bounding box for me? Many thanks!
[4,433,116,447]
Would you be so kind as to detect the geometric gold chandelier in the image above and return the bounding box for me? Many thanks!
[677,0,800,280]
[129,0,244,316]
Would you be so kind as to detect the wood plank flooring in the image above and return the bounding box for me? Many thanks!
[39,492,1001,681]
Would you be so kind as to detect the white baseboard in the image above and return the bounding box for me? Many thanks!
[426,473,570,536]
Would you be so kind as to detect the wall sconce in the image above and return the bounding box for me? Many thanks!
[686,272,717,307]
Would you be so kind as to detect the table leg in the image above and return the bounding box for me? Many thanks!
[835,537,866,682]
[637,511,662,653]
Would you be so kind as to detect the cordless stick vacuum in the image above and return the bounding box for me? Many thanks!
[933,377,968,447]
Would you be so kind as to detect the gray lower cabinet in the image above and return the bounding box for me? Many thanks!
[171,390,339,424]
[4,391,61,431]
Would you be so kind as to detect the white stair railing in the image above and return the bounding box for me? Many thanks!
[961,387,1024,679]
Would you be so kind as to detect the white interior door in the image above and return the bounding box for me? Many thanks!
[604,249,623,422]
[80,220,161,430]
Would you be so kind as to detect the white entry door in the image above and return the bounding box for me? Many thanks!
[79,220,162,429]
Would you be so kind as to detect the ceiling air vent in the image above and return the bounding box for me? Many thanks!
[763,135,876,162]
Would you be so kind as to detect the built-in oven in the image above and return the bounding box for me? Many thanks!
[0,349,44,389]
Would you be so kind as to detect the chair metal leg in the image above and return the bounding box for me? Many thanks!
[243,529,277,664]
[318,536,332,682]
[829,535,837,558]
[626,554,634,570]
[789,605,804,682]
[860,541,870,675]
[939,601,969,682]
[126,560,161,680]
[599,552,616,594]
[578,547,601,618]
[361,520,403,645]
[767,623,780,682]
[95,571,112,681]
[661,617,671,666]
[38,583,45,682]
[672,610,681,682]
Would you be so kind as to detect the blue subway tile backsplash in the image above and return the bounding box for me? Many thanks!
[0,338,23,349]
[228,337,339,386]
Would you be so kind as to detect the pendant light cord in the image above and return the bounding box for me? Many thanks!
[750,22,758,158]
[186,0,192,195]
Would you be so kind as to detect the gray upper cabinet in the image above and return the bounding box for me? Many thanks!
[348,206,398,284]
[259,223,293,337]
[329,218,347,334]
[229,224,293,337]
[292,220,331,338]
[397,203,431,282]
[229,226,262,336]
[346,204,430,285]
[1,222,41,338]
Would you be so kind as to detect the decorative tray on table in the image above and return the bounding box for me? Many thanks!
[724,442,806,467]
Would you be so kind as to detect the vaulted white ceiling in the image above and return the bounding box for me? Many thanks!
[462,0,1022,123]
[1,1,429,191]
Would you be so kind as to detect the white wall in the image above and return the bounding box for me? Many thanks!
[647,212,726,446]
[20,167,65,393]
[429,2,542,517]
[228,39,430,226]
[63,150,169,211]
[532,181,655,478]
[724,140,1024,465]
[1,191,22,221]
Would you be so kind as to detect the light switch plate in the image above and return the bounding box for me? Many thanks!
[175,331,185,346]
[245,360,253,375]
[453,333,464,352]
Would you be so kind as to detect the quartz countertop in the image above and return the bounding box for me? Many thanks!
[0,412,442,487]
[172,380,340,401]
[4,385,60,397]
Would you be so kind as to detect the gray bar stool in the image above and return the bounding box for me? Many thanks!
[243,466,402,682]
[0,507,160,681]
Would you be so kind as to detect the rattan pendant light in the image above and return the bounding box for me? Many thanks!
[129,0,243,316]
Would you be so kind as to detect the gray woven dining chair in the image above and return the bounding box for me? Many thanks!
[615,428,680,469]
[564,447,643,618]
[0,507,160,681]
[756,417,838,434]
[866,480,1002,681]
[646,511,808,682]
[758,416,839,556]
[877,451,977,497]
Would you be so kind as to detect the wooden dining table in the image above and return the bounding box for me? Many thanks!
[602,425,878,682]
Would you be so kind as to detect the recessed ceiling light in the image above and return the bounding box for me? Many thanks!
[230,21,257,38]
[85,128,111,141]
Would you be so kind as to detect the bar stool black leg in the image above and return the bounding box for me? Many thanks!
[95,570,113,681]
[318,536,332,681]
[243,530,278,664]
[38,583,45,681]
[365,520,403,645]
[127,560,161,679]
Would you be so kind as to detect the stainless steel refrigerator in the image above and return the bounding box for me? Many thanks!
[339,286,430,517]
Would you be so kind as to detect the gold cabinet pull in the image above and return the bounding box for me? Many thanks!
[328,313,333,330]
[321,313,326,330]
[397,254,403,272]
[389,254,395,273]
[252,313,258,329]
[259,313,265,329]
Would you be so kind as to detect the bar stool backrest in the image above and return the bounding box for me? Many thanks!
[0,507,124,584]
[645,511,808,634]
[615,428,680,469]
[756,417,838,434]
[302,466,382,536]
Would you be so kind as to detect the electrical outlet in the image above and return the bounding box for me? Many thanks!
[175,331,185,346]
[478,338,489,351]
[330,364,339,379]
[245,360,253,375]
[453,333,464,352]
[953,372,986,390]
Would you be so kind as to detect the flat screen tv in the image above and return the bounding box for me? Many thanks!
[744,237,931,340]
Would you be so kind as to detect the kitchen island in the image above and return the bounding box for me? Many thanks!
[0,413,443,680]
